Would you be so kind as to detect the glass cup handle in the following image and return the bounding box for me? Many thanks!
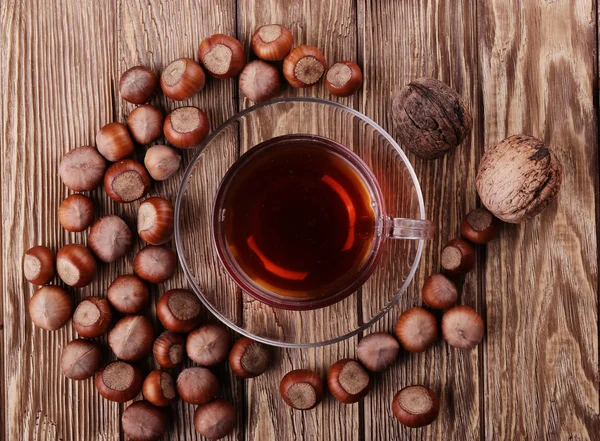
[385,216,435,240]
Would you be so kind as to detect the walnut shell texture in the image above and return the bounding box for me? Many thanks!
[391,77,472,160]
[476,135,562,223]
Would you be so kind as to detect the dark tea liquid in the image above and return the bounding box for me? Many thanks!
[219,135,377,300]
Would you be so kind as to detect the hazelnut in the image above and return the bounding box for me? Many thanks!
[327,359,370,404]
[104,159,151,203]
[88,215,133,262]
[461,208,501,244]
[279,369,324,410]
[60,339,102,380]
[95,360,143,402]
[23,245,55,285]
[325,61,363,97]
[194,400,236,439]
[229,337,272,378]
[122,400,168,441]
[144,145,181,181]
[422,273,458,310]
[119,66,158,104]
[72,296,112,338]
[153,331,185,368]
[391,77,472,160]
[96,122,134,162]
[356,332,400,372]
[392,385,440,428]
[56,244,96,288]
[108,315,154,361]
[58,194,94,232]
[283,45,327,88]
[163,106,210,149]
[176,366,219,405]
[251,24,293,61]
[59,146,106,191]
[107,274,149,314]
[156,289,202,332]
[28,286,73,331]
[239,60,281,103]
[186,324,230,366]
[476,134,563,223]
[160,58,206,101]
[441,305,484,349]
[198,34,245,79]
[126,104,164,145]
[138,197,174,245]
[441,238,475,274]
[395,307,438,352]
[134,245,177,284]
[143,370,177,407]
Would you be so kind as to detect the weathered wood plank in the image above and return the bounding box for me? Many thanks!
[478,1,600,439]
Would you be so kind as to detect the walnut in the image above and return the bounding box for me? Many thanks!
[391,77,472,160]
[476,135,562,223]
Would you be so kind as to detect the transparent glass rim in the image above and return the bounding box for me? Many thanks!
[174,97,426,348]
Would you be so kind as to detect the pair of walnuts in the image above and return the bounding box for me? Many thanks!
[391,77,562,223]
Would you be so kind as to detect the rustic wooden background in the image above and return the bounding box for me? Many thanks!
[1,0,599,440]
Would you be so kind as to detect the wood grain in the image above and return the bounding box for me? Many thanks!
[478,0,600,439]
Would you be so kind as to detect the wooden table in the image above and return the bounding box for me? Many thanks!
[2,0,599,440]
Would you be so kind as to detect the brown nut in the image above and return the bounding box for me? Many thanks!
[422,273,458,310]
[391,77,472,160]
[251,24,293,61]
[138,197,174,245]
[134,245,177,284]
[441,238,475,274]
[395,307,438,352]
[144,145,181,181]
[441,305,484,349]
[186,324,230,366]
[95,360,143,402]
[176,366,219,405]
[198,34,245,79]
[194,399,236,439]
[59,146,107,191]
[56,244,96,288]
[143,370,177,407]
[58,194,94,232]
[122,400,168,441]
[23,245,55,285]
[461,208,501,244]
[61,339,102,380]
[392,385,440,428]
[88,215,133,263]
[280,369,324,410]
[327,359,370,404]
[156,289,202,332]
[29,286,73,331]
[108,315,154,361]
[283,45,327,88]
[476,135,563,223]
[163,106,210,149]
[107,275,149,314]
[153,331,185,368]
[325,61,363,97]
[126,104,164,145]
[229,337,272,378]
[104,159,151,203]
[239,60,281,103]
[356,332,400,372]
[96,122,135,162]
[119,66,158,104]
[160,58,206,101]
[72,296,112,338]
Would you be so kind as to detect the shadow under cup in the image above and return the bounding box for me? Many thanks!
[175,98,430,347]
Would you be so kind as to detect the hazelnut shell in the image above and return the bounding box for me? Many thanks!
[61,339,102,380]
[176,367,219,405]
[29,286,73,331]
[194,399,236,439]
[279,369,324,410]
[58,146,106,191]
[122,400,168,441]
[327,359,371,404]
[392,385,440,428]
[88,215,133,263]
[23,246,55,285]
[395,307,438,352]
